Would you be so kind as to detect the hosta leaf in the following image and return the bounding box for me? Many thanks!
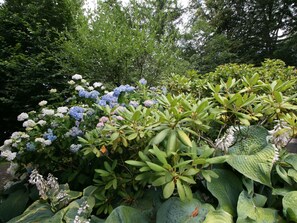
[283,191,297,222]
[237,191,282,223]
[204,209,233,223]
[105,206,150,223]
[207,169,242,215]
[156,197,214,223]
[227,144,274,187]
[6,200,53,223]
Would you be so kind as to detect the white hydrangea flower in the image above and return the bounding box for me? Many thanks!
[1,150,17,161]
[57,106,68,114]
[37,120,47,126]
[75,85,84,91]
[42,108,55,116]
[93,82,102,88]
[20,133,30,138]
[38,100,48,106]
[68,80,75,85]
[11,131,22,139]
[81,79,87,83]
[88,86,94,91]
[54,113,64,118]
[72,74,83,80]
[49,88,57,93]
[17,112,29,121]
[23,119,37,128]
[4,139,13,146]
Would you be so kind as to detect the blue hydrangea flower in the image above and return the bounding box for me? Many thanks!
[26,142,36,151]
[113,85,135,97]
[79,89,90,98]
[43,129,57,142]
[139,78,147,85]
[69,106,85,121]
[79,89,99,100]
[89,90,100,99]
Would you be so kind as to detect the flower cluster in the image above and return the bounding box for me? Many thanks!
[69,106,85,121]
[74,201,91,223]
[215,126,237,152]
[79,89,100,100]
[267,120,292,148]
[29,169,60,200]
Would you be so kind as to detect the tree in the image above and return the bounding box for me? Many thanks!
[186,0,297,69]
[0,0,83,143]
[61,0,189,85]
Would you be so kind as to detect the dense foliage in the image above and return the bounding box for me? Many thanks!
[1,60,297,222]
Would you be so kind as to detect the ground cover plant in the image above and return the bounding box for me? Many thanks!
[1,60,297,222]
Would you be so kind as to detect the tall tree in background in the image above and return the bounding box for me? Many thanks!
[62,0,189,85]
[0,0,83,142]
[186,0,297,71]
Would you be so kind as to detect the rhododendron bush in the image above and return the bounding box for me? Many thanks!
[1,61,297,222]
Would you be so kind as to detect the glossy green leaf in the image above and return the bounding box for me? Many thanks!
[282,191,297,222]
[163,181,175,199]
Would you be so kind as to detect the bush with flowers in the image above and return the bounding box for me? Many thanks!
[1,61,297,222]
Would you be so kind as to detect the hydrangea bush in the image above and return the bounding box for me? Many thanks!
[1,61,297,222]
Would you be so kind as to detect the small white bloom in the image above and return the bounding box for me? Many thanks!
[1,150,17,161]
[23,119,36,128]
[75,85,84,91]
[215,126,237,152]
[72,74,83,80]
[272,144,280,163]
[101,86,106,90]
[38,100,48,106]
[93,82,102,88]
[37,120,47,126]
[88,86,94,91]
[17,112,29,121]
[35,138,45,143]
[81,79,87,83]
[268,120,292,148]
[68,80,75,85]
[20,133,30,138]
[49,88,57,93]
[57,107,68,114]
[44,140,52,146]
[4,139,13,146]
[54,113,64,118]
[42,108,55,116]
